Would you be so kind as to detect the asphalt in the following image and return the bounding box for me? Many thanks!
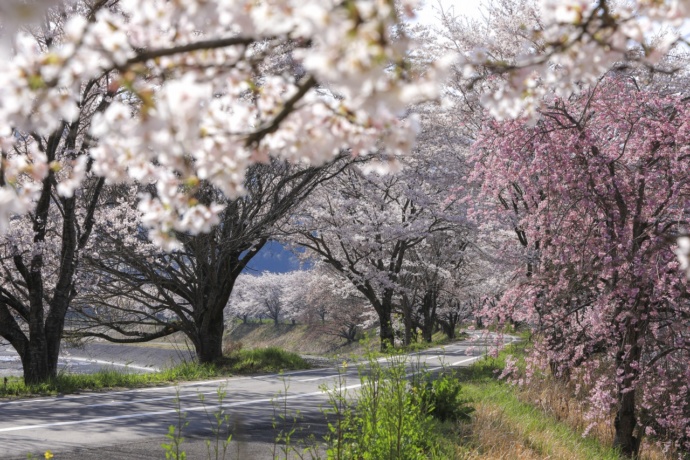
[0,332,513,459]
[0,342,196,377]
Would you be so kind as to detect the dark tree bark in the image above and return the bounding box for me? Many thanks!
[419,288,439,343]
[195,305,226,364]
[75,158,349,363]
[613,324,642,458]
[437,298,473,341]
[0,151,107,384]
[400,294,415,346]
[0,65,112,384]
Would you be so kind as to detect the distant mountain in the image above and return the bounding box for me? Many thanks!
[242,241,311,274]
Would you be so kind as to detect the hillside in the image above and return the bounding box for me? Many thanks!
[223,321,369,357]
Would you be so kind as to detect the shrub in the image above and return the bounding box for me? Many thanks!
[323,354,468,459]
[418,373,474,423]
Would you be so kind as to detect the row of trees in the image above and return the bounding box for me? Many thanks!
[227,264,485,346]
[0,0,448,383]
[474,77,690,455]
[2,0,690,456]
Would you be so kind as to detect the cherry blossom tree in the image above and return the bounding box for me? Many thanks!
[74,159,346,363]
[429,0,689,120]
[473,77,690,456]
[0,173,106,384]
[227,274,263,324]
[227,270,310,327]
[7,0,688,124]
[285,135,469,349]
[0,0,452,383]
[0,0,452,247]
[0,4,121,383]
[300,265,375,344]
[397,228,474,343]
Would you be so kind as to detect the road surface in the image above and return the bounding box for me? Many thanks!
[0,332,512,459]
[0,342,195,378]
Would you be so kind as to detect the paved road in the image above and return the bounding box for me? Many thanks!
[0,342,195,377]
[0,332,512,459]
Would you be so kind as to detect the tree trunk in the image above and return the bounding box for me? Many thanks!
[420,289,437,343]
[196,309,225,363]
[446,323,455,340]
[400,295,414,346]
[438,319,455,340]
[422,321,434,343]
[19,326,63,385]
[403,314,413,346]
[22,339,53,385]
[342,325,358,344]
[379,314,394,351]
[196,329,223,364]
[613,323,642,458]
[613,389,640,458]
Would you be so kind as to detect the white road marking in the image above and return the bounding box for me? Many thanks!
[0,390,327,433]
[451,356,481,366]
[296,374,341,382]
[64,357,159,372]
[416,356,481,375]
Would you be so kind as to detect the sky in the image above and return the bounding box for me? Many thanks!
[242,241,308,274]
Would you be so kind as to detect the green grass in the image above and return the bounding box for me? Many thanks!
[444,341,623,459]
[0,347,309,398]
[330,329,468,363]
[458,380,621,459]
[218,346,309,374]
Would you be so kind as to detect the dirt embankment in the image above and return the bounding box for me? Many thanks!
[223,322,365,357]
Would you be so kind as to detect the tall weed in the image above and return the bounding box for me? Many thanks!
[322,354,467,459]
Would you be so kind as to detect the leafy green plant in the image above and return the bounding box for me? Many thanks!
[161,388,188,460]
[417,373,474,423]
[271,374,324,460]
[224,347,309,374]
[272,375,297,460]
[199,384,233,460]
[322,354,449,459]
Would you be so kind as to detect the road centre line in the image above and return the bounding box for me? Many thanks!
[451,356,482,366]
[296,374,341,382]
[0,389,331,433]
[414,356,481,375]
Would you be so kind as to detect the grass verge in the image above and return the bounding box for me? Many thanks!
[0,347,309,398]
[454,380,621,459]
[331,329,469,364]
[446,341,668,460]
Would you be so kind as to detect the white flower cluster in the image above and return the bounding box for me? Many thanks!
[459,0,689,120]
[0,0,452,247]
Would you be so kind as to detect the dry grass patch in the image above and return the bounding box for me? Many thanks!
[510,375,670,460]
[453,381,621,460]
[451,341,672,460]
